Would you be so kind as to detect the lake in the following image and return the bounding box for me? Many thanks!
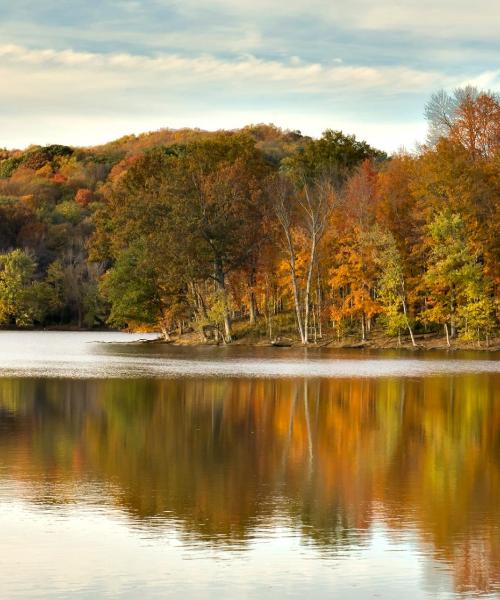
[0,332,499,599]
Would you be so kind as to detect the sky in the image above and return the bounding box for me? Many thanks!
[1,0,499,152]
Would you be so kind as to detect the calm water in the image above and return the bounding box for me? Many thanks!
[0,332,499,599]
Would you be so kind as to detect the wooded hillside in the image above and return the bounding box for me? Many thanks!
[1,88,499,346]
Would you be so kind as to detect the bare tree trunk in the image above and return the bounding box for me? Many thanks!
[312,302,317,344]
[317,270,323,339]
[450,299,456,338]
[264,274,272,340]
[401,296,416,347]
[214,257,232,343]
[191,281,208,320]
[303,236,316,345]
[282,229,305,343]
[444,322,450,347]
[272,179,305,343]
[249,294,257,324]
[160,324,171,342]
[299,181,332,345]
[272,175,332,345]
[290,261,306,343]
[248,269,257,325]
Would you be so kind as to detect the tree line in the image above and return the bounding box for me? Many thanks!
[1,87,499,345]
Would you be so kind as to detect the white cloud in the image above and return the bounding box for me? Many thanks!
[459,70,500,90]
[0,44,446,94]
[175,0,500,39]
[0,43,498,152]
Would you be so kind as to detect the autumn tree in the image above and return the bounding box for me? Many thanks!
[425,86,500,159]
[270,131,382,344]
[376,229,416,345]
[328,161,381,341]
[94,134,270,341]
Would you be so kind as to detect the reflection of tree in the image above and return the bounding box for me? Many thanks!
[0,374,499,593]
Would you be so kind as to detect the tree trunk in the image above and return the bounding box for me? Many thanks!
[160,324,171,342]
[214,257,232,343]
[316,271,323,339]
[249,291,257,325]
[264,274,272,340]
[303,237,317,345]
[282,229,304,342]
[312,303,317,344]
[444,322,450,347]
[191,281,208,320]
[290,265,305,344]
[248,270,257,325]
[222,311,232,343]
[401,297,416,347]
[450,298,456,338]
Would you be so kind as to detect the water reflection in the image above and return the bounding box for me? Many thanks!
[1,374,500,597]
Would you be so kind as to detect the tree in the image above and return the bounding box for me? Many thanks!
[376,229,416,346]
[327,160,382,341]
[328,225,382,341]
[271,130,379,344]
[100,240,181,339]
[457,262,496,344]
[176,140,268,341]
[94,134,270,342]
[283,129,385,188]
[269,175,306,342]
[375,153,416,255]
[411,137,500,296]
[422,211,495,344]
[425,87,500,159]
[0,250,45,327]
[0,116,497,344]
[270,173,334,344]
[75,188,94,207]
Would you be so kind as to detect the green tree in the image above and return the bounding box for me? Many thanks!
[100,239,186,339]
[376,229,416,346]
[457,262,496,343]
[422,211,495,344]
[0,250,44,326]
[283,129,385,188]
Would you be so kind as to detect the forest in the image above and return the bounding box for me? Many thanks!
[0,86,499,346]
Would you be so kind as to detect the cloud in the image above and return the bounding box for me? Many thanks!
[2,1,500,64]
[174,0,500,39]
[1,1,499,151]
[0,42,488,152]
[0,44,447,96]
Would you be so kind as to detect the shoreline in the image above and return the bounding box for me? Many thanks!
[1,327,499,352]
[151,330,500,353]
